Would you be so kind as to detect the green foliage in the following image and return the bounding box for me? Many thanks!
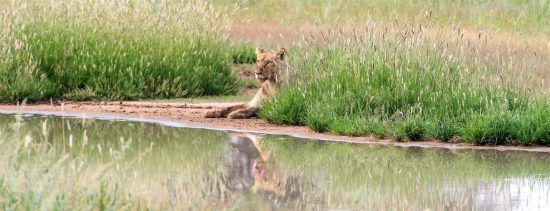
[260,29,548,145]
[0,1,239,103]
[462,106,550,145]
[304,104,332,133]
[428,120,460,142]
[462,111,515,145]
[259,88,306,125]
[512,106,550,145]
[229,42,257,64]
[0,24,238,102]
[403,120,426,141]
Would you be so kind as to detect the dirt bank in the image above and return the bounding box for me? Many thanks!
[0,101,548,153]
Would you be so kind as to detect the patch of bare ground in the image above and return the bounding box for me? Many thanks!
[0,102,548,153]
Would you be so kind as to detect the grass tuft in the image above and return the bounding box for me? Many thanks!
[0,0,240,103]
[260,26,549,145]
[428,120,460,142]
[229,42,257,64]
[403,120,426,141]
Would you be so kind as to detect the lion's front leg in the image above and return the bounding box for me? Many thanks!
[204,104,246,118]
[227,106,258,119]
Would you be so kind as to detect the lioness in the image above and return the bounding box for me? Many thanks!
[204,48,293,119]
[220,132,303,208]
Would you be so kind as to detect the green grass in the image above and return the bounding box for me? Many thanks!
[260,27,549,145]
[462,106,550,145]
[228,42,257,64]
[0,0,240,103]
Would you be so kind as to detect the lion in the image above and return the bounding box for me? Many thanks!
[204,48,293,119]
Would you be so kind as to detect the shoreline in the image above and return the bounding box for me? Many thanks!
[0,102,549,153]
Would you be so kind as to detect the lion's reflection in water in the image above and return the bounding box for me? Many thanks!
[215,132,304,209]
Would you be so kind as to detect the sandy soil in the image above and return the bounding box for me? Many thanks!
[0,101,549,153]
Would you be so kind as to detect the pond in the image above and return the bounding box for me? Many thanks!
[0,114,549,210]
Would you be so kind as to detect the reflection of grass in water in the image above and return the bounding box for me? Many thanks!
[1,115,549,209]
[259,136,550,209]
[0,115,230,209]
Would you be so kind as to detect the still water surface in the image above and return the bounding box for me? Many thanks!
[0,114,549,210]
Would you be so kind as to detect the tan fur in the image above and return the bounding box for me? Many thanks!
[232,132,286,196]
[223,132,303,207]
[205,48,293,119]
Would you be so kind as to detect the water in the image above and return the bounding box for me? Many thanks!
[0,114,549,210]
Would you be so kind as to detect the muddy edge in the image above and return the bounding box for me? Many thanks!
[0,102,548,153]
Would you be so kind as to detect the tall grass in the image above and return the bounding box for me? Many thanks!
[260,25,549,145]
[0,0,240,103]
[213,0,550,34]
[228,42,257,64]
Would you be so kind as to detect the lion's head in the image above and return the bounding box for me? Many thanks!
[254,48,288,83]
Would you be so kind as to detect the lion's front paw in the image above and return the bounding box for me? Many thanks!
[228,109,256,119]
[204,109,223,118]
[228,112,246,119]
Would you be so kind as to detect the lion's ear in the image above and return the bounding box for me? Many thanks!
[255,48,265,55]
[276,48,286,60]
